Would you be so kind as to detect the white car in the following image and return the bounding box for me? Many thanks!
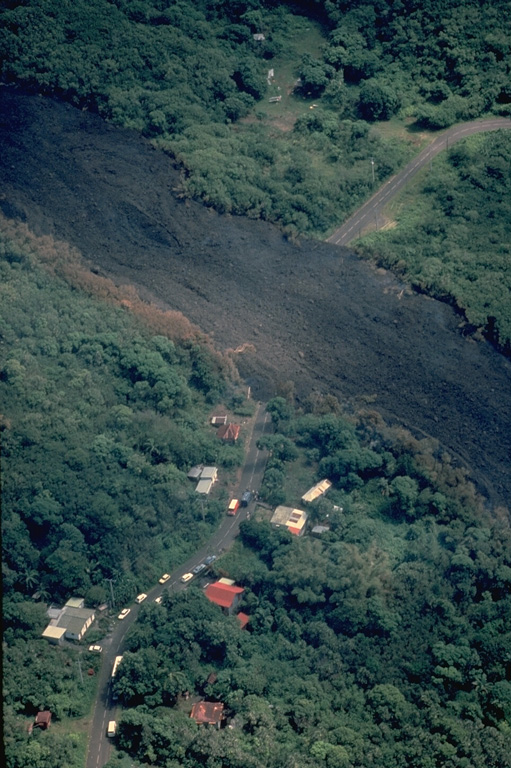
[118,608,131,620]
[159,573,171,584]
[135,593,147,604]
[180,572,193,583]
[88,644,102,653]
[154,596,163,604]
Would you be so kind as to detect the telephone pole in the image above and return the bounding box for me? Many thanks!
[107,578,115,608]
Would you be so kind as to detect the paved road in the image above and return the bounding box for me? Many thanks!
[85,403,271,768]
[327,118,511,247]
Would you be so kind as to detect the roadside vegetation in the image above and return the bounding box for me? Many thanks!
[2,2,511,763]
[2,0,510,355]
[0,227,246,766]
[108,396,511,768]
[2,0,509,239]
[356,131,511,354]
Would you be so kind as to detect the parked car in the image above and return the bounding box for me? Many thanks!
[204,555,217,565]
[135,593,147,604]
[117,608,131,620]
[192,563,206,575]
[154,596,163,604]
[181,572,193,583]
[88,644,102,653]
[241,490,253,507]
[159,573,170,584]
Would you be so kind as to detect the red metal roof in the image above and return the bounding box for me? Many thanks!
[35,711,52,727]
[217,423,240,441]
[237,612,250,629]
[190,700,224,724]
[205,582,244,608]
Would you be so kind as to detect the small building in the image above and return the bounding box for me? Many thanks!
[42,597,95,643]
[190,700,225,727]
[65,597,85,609]
[205,580,244,615]
[311,525,330,536]
[188,465,203,481]
[35,711,52,730]
[253,33,265,42]
[237,612,250,629]
[46,605,64,621]
[270,506,308,536]
[217,423,240,443]
[301,479,332,504]
[41,625,66,645]
[211,415,227,426]
[56,606,95,641]
[196,466,218,495]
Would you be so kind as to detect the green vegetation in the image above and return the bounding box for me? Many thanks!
[2,0,508,237]
[109,397,511,768]
[2,0,509,350]
[356,131,511,353]
[0,229,244,764]
[2,0,509,357]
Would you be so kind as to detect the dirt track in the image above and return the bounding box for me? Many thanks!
[1,88,510,508]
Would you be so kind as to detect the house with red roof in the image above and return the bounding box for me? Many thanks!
[190,700,225,727]
[35,711,52,729]
[205,579,244,615]
[217,423,241,443]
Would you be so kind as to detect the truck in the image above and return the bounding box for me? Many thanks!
[241,490,253,507]
[227,498,240,516]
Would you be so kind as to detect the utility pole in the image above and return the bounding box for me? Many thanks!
[77,656,84,685]
[371,157,375,184]
[107,578,115,608]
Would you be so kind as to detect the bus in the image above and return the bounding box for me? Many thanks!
[111,655,123,700]
[111,655,123,679]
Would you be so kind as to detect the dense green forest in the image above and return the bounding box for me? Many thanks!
[107,397,511,768]
[2,3,511,764]
[2,0,510,348]
[2,0,509,237]
[356,131,511,353]
[0,228,246,766]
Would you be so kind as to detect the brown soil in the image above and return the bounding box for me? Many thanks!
[1,88,510,509]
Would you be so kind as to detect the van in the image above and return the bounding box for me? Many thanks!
[181,572,193,583]
[107,720,117,737]
[241,490,253,507]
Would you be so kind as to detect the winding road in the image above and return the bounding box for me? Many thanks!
[327,118,511,246]
[85,404,271,768]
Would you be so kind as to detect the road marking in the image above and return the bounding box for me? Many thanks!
[328,119,511,245]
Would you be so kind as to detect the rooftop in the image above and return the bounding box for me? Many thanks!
[270,505,308,535]
[217,423,240,441]
[205,581,244,609]
[190,700,225,725]
[302,479,332,503]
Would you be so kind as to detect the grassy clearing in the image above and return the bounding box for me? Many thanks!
[281,453,319,507]
[256,14,326,129]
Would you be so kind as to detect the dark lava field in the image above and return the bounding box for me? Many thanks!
[1,88,510,508]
